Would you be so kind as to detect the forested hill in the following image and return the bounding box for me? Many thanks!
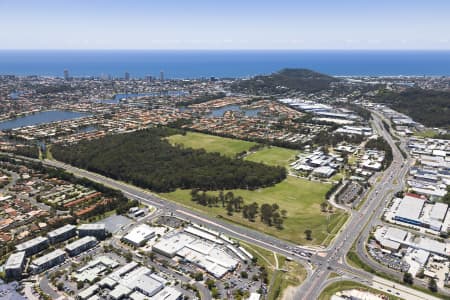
[51,128,286,193]
[230,68,339,94]
[375,88,450,128]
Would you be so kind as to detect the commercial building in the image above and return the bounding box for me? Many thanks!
[74,256,120,283]
[78,223,106,239]
[65,236,98,256]
[106,265,167,300]
[393,194,425,226]
[374,226,450,257]
[387,193,449,232]
[152,233,196,258]
[47,224,76,244]
[78,284,99,300]
[15,236,49,257]
[122,224,156,247]
[110,284,132,300]
[151,287,183,300]
[29,249,66,274]
[154,229,238,278]
[312,166,336,178]
[5,251,26,280]
[374,227,407,251]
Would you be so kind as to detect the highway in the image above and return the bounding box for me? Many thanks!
[295,112,448,300]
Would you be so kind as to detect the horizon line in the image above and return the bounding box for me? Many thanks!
[1,48,450,52]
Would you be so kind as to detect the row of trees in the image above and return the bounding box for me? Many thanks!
[52,128,286,192]
[190,190,286,229]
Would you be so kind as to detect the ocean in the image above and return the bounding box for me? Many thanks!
[0,50,450,78]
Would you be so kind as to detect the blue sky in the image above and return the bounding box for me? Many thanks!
[0,0,449,50]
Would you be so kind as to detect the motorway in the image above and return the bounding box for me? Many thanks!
[6,111,448,299]
[295,112,448,300]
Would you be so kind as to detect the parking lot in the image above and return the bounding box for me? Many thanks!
[367,246,410,272]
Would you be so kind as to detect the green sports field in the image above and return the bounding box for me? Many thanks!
[245,146,299,167]
[167,131,257,157]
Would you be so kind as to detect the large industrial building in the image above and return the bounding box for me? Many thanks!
[152,226,248,278]
[29,249,66,274]
[393,194,425,226]
[374,226,450,257]
[121,224,156,247]
[47,224,77,244]
[15,236,49,257]
[388,193,449,232]
[78,223,106,239]
[65,236,98,256]
[5,251,26,280]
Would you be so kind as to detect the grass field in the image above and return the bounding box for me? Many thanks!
[167,131,257,157]
[414,129,438,139]
[163,132,348,245]
[318,280,403,300]
[245,146,299,167]
[240,242,306,300]
[160,176,347,245]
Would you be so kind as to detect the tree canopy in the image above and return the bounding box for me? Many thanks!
[375,88,450,128]
[51,128,286,192]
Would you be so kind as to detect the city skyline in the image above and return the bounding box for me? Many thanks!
[1,0,450,50]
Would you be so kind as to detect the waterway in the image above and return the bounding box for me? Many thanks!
[0,110,90,130]
[209,104,261,118]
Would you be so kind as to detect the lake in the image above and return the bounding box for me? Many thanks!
[209,104,261,117]
[0,110,90,130]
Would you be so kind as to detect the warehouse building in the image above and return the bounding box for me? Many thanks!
[29,249,66,274]
[121,224,156,247]
[65,236,98,256]
[393,194,425,226]
[78,284,100,300]
[152,233,196,257]
[5,251,26,280]
[47,224,76,244]
[388,194,449,232]
[151,287,183,300]
[78,223,106,239]
[153,230,239,278]
[15,236,49,257]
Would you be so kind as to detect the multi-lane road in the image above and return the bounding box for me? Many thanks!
[6,110,448,299]
[296,112,448,300]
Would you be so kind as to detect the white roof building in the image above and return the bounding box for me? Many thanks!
[122,224,157,246]
[393,195,425,225]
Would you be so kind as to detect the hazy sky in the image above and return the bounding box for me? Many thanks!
[1,0,449,50]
